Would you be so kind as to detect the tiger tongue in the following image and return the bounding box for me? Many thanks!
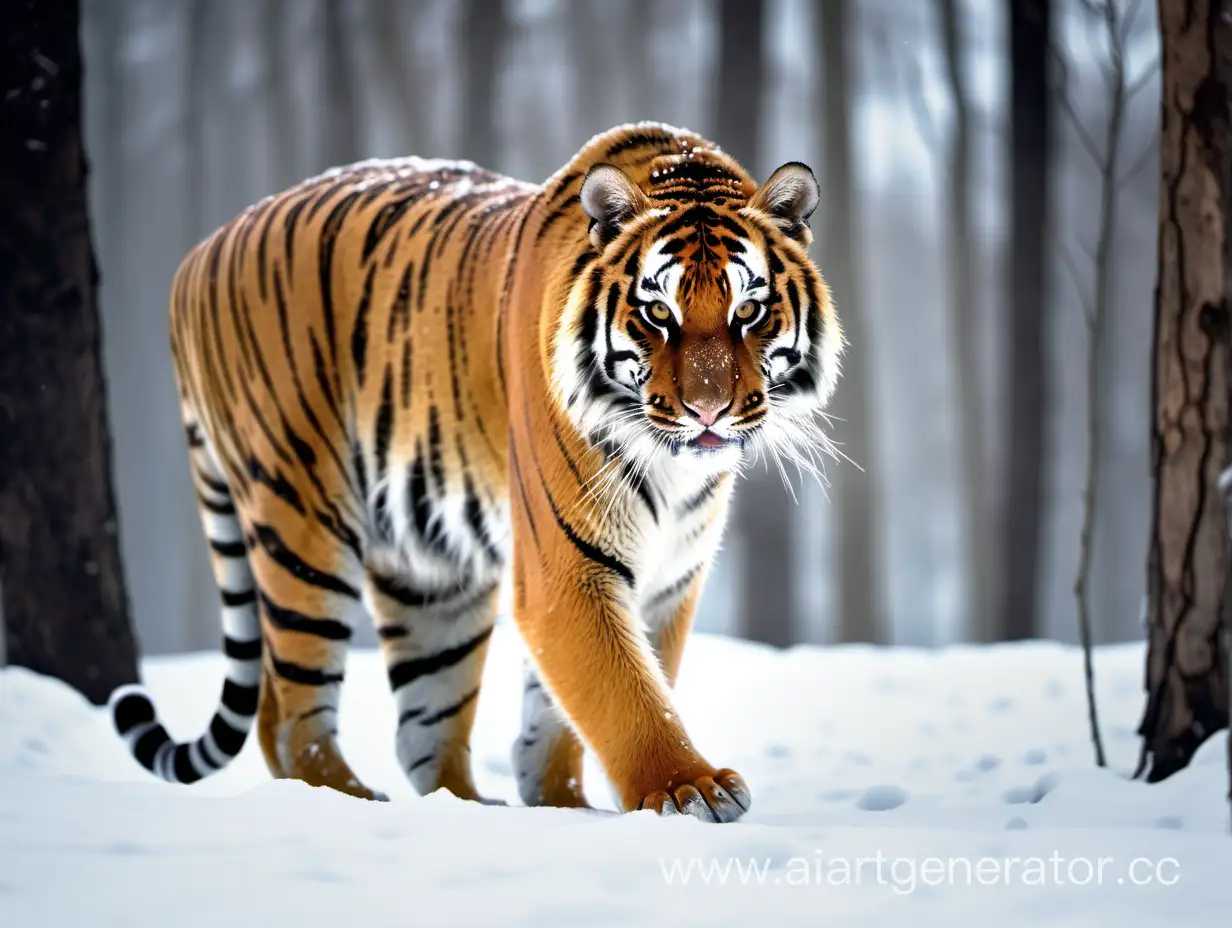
[692,431,727,448]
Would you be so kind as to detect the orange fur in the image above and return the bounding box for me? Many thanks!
[110,122,840,823]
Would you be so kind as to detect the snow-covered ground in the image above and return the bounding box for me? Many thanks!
[2,625,1229,926]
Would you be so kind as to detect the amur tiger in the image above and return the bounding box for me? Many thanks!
[108,122,842,823]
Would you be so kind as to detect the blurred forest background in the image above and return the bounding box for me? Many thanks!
[76,0,1162,656]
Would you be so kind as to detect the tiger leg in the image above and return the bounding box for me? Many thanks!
[256,666,286,778]
[646,564,709,688]
[369,570,499,802]
[511,565,708,808]
[245,514,383,801]
[512,660,589,808]
[512,565,749,821]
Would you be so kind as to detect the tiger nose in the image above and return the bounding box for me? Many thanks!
[678,336,735,426]
[682,395,732,427]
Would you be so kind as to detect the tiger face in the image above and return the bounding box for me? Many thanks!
[553,156,842,481]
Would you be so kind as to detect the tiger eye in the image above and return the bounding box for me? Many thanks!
[648,301,672,324]
[734,300,760,322]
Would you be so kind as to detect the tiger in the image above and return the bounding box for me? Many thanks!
[107,121,841,823]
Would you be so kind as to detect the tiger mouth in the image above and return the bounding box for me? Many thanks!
[676,430,743,455]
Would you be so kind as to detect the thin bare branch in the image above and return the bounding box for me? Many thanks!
[870,24,940,153]
[1060,241,1095,324]
[1071,0,1130,773]
[1050,43,1105,164]
[1126,56,1160,99]
[1120,0,1145,45]
[1118,127,1158,189]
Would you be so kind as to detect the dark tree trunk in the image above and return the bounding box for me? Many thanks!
[819,0,880,643]
[1136,0,1231,784]
[1002,0,1051,641]
[460,0,508,171]
[716,0,795,647]
[939,0,993,642]
[0,0,140,703]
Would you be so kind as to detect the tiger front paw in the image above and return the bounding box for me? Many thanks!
[638,768,750,823]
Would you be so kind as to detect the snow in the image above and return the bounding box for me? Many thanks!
[2,625,1229,926]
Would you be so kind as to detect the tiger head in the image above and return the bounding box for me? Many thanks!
[552,152,843,481]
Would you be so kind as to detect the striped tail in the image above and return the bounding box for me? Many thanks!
[109,421,263,783]
[108,639,261,783]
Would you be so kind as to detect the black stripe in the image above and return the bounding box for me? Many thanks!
[378,624,410,640]
[387,626,494,691]
[605,128,674,158]
[252,523,361,598]
[352,442,369,502]
[209,714,247,756]
[508,442,540,548]
[645,565,702,611]
[197,471,229,496]
[351,263,377,388]
[416,244,433,313]
[133,724,170,770]
[535,466,634,584]
[260,591,353,641]
[172,744,204,782]
[374,367,395,480]
[369,571,483,610]
[536,195,580,241]
[247,456,306,516]
[397,706,425,727]
[427,405,446,490]
[318,190,364,372]
[271,655,344,687]
[363,191,419,261]
[221,679,260,716]
[198,493,236,516]
[678,478,718,516]
[112,692,155,735]
[406,752,435,773]
[407,447,437,545]
[282,194,309,276]
[388,259,414,342]
[210,538,248,558]
[310,333,344,430]
[463,475,502,563]
[418,688,479,726]
[626,466,658,523]
[401,339,413,408]
[223,636,262,660]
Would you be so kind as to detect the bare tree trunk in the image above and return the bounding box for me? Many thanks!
[0,0,140,703]
[629,0,655,118]
[938,0,992,641]
[1136,0,1230,783]
[369,3,424,156]
[320,0,360,168]
[460,0,509,170]
[259,0,295,186]
[186,0,208,240]
[1067,0,1136,772]
[715,0,794,647]
[568,0,608,140]
[819,0,880,643]
[1003,0,1051,641]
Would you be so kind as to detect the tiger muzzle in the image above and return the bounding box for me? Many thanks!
[678,336,735,427]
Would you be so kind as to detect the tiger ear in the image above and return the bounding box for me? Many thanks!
[580,163,649,249]
[747,161,819,244]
